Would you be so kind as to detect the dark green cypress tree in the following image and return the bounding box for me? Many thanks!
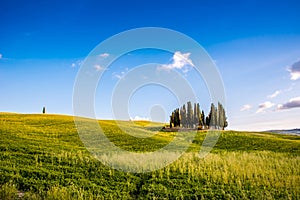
[196,103,201,128]
[170,112,175,128]
[168,101,227,130]
[187,101,193,128]
[206,115,210,129]
[201,110,205,129]
[180,105,186,128]
[193,103,197,128]
[218,102,228,130]
[209,103,217,129]
[174,108,180,127]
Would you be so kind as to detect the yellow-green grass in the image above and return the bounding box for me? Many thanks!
[0,113,299,199]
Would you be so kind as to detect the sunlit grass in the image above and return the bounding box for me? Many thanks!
[0,113,299,199]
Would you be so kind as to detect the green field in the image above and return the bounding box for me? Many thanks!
[0,113,299,199]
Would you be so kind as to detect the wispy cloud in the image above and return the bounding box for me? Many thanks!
[113,68,128,79]
[71,59,83,68]
[256,101,275,113]
[158,51,194,73]
[285,83,295,92]
[0,54,2,59]
[114,72,125,79]
[240,104,252,111]
[277,96,300,110]
[267,90,281,98]
[94,64,104,71]
[287,60,300,80]
[99,53,109,58]
[130,116,150,121]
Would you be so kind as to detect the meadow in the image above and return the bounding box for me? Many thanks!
[0,113,299,199]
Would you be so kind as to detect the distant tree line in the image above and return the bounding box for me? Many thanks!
[169,101,228,130]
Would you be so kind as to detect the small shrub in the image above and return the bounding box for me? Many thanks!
[0,182,18,200]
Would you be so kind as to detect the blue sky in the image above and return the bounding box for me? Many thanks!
[1,0,300,130]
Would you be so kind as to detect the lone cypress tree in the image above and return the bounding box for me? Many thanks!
[42,106,46,114]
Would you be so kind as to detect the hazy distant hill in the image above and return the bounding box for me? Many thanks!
[266,128,300,136]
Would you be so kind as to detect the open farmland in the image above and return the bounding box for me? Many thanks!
[0,113,299,199]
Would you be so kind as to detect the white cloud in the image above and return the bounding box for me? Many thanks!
[240,104,252,111]
[267,90,281,98]
[290,72,300,80]
[0,54,2,59]
[130,116,150,121]
[99,53,109,58]
[277,96,300,110]
[289,70,300,80]
[158,51,194,72]
[71,63,76,68]
[287,60,300,80]
[94,64,104,71]
[256,101,275,113]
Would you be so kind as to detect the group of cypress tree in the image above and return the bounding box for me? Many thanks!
[169,101,228,130]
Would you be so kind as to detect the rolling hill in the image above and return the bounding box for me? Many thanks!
[0,113,299,199]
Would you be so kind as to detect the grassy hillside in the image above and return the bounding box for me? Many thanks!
[0,113,299,199]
